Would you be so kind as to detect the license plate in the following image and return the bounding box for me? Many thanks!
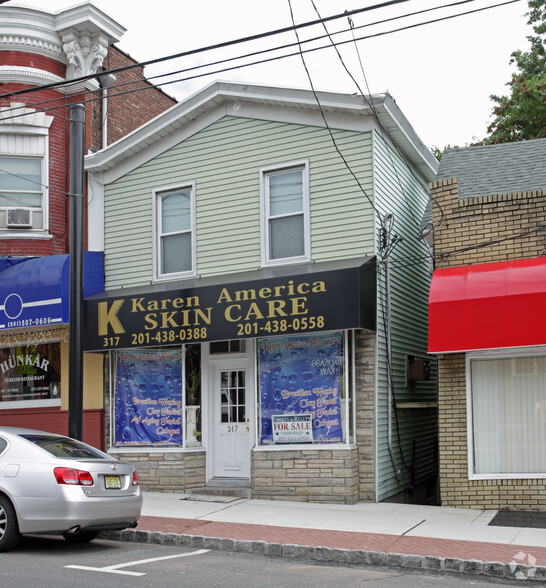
[104,475,121,489]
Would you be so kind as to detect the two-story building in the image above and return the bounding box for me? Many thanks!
[85,80,439,504]
[0,2,175,445]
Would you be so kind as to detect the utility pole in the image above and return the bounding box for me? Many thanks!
[68,104,85,440]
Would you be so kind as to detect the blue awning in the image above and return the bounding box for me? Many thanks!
[0,256,34,273]
[0,252,104,330]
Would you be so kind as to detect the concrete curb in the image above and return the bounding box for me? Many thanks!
[100,529,546,582]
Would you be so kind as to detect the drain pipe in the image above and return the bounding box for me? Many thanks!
[97,72,116,149]
[385,257,402,481]
[381,214,403,481]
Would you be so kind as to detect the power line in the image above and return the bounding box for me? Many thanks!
[0,0,520,109]
[0,0,525,254]
[287,0,382,218]
[382,222,546,269]
[0,3,533,272]
[308,0,433,274]
[142,0,503,90]
[0,0,413,100]
[302,0,521,256]
[0,0,521,123]
[0,1,522,251]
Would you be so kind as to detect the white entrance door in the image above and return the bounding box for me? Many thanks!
[211,358,253,479]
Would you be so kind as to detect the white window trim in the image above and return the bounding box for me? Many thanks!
[466,346,546,481]
[152,182,196,282]
[0,398,60,410]
[260,160,310,267]
[0,122,51,237]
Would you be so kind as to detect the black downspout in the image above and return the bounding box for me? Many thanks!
[68,104,85,440]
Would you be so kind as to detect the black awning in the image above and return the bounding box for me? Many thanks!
[84,257,376,351]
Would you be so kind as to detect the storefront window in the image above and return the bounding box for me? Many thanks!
[185,344,201,447]
[0,342,61,408]
[469,353,546,478]
[258,332,348,446]
[112,348,184,448]
[112,346,202,449]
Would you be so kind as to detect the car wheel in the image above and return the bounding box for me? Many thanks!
[63,530,100,544]
[0,495,21,552]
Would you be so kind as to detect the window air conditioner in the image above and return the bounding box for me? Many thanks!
[6,208,32,228]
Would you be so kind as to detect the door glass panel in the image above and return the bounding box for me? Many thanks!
[219,370,246,424]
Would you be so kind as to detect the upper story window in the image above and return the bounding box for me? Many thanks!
[0,104,53,236]
[260,161,310,267]
[154,183,196,280]
[0,140,47,232]
[0,155,43,222]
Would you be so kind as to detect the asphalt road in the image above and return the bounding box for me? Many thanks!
[0,536,527,587]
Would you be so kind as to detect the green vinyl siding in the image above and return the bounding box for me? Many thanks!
[372,130,438,502]
[103,116,375,289]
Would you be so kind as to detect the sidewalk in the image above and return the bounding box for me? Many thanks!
[102,492,546,581]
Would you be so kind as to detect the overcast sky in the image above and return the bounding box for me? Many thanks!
[13,0,533,150]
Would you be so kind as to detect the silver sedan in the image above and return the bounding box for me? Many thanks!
[0,426,142,551]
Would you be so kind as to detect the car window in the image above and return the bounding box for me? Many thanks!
[0,437,7,455]
[19,434,105,459]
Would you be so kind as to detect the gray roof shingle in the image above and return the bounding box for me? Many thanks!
[436,138,546,199]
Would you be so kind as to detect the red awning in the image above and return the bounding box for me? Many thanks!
[429,257,546,353]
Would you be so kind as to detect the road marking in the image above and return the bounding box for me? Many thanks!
[65,548,210,576]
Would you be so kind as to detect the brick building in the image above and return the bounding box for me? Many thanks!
[98,46,176,147]
[0,2,175,445]
[427,138,546,511]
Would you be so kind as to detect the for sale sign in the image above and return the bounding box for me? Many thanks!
[272,414,313,444]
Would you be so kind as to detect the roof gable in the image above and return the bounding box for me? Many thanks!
[85,80,438,183]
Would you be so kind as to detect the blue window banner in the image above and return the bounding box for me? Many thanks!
[258,332,344,445]
[113,349,183,447]
[0,342,61,403]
